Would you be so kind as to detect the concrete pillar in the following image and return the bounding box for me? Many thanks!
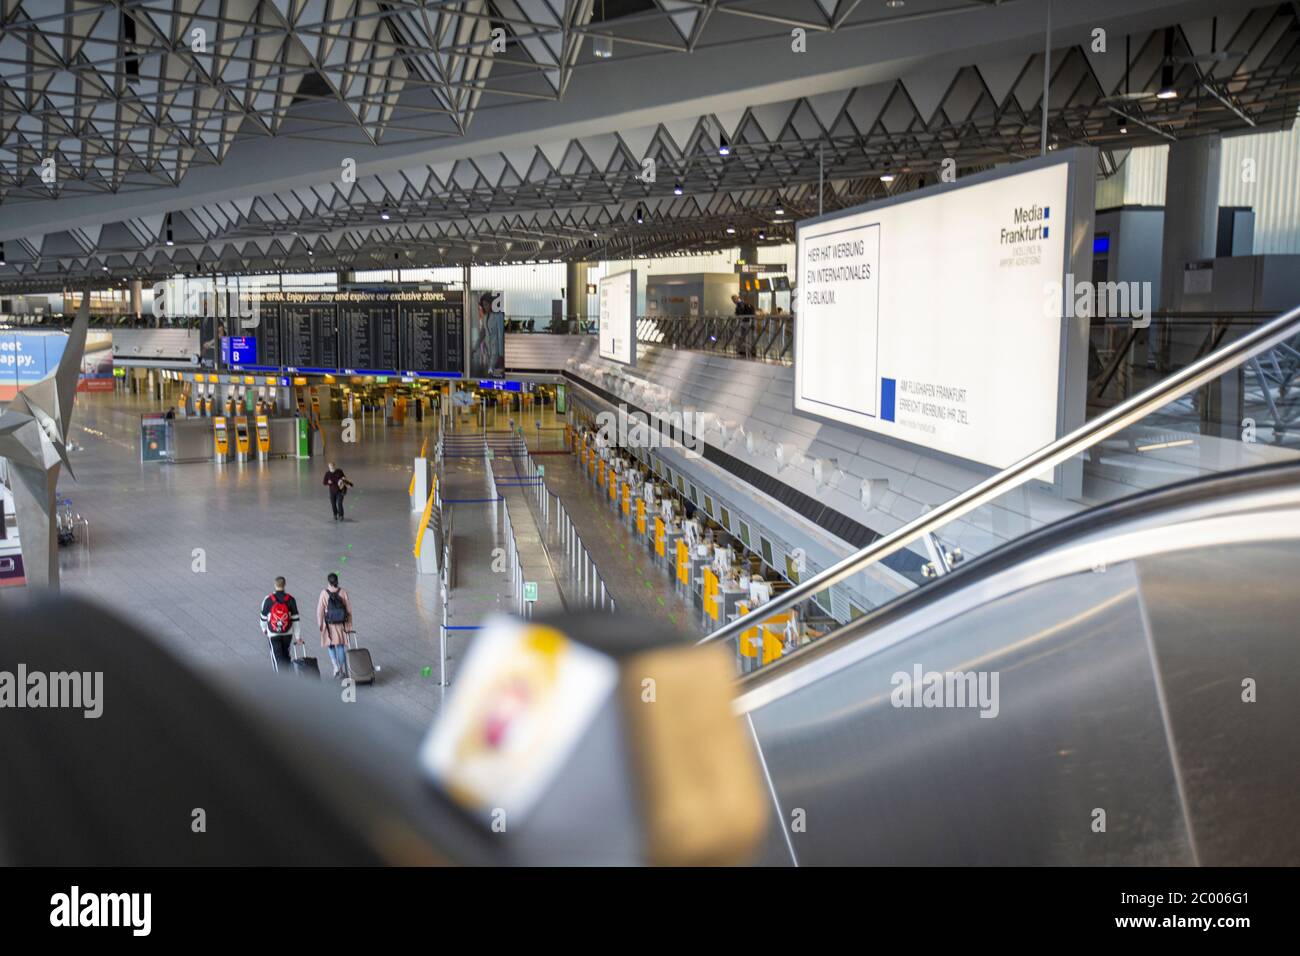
[1157,135,1221,368]
[129,279,143,317]
[566,260,589,332]
[10,464,61,590]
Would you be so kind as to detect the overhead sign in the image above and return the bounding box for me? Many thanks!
[598,269,636,366]
[794,154,1080,473]
[222,336,257,366]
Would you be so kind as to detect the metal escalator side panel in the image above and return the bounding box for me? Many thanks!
[1136,542,1300,866]
[745,562,1193,865]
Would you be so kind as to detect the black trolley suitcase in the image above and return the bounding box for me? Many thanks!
[290,638,321,680]
[345,630,375,684]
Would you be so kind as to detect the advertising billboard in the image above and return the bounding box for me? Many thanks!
[470,291,505,379]
[794,152,1090,476]
[598,269,636,366]
[0,330,114,400]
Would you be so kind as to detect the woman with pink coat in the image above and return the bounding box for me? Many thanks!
[316,572,354,679]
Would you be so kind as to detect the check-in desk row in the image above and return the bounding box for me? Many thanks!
[574,432,805,670]
[169,415,304,463]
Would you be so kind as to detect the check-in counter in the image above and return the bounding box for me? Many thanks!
[171,418,217,462]
[716,585,748,628]
[169,416,300,463]
[662,527,683,572]
[269,418,300,458]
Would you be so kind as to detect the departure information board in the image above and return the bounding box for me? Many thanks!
[400,306,441,372]
[240,291,464,376]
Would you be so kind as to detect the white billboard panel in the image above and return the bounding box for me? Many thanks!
[795,157,1079,473]
[598,269,636,366]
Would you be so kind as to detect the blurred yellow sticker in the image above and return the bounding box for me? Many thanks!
[420,615,618,822]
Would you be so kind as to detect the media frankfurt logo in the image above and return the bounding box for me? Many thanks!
[1000,204,1049,244]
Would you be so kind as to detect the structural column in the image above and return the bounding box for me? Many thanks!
[1157,135,1222,355]
[1158,135,1233,435]
[566,260,590,331]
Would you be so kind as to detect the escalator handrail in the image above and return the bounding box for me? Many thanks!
[698,300,1300,648]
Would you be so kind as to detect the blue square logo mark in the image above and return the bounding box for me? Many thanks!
[881,378,896,422]
[1042,226,1050,239]
[1044,206,1050,219]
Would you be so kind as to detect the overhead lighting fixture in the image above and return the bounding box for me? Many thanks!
[718,132,730,156]
[380,207,391,221]
[774,203,784,216]
[165,214,174,246]
[634,203,645,224]
[757,230,766,240]
[593,35,614,59]
[886,1,905,8]
[1,242,5,266]
[673,182,683,196]
[1156,29,1178,99]
[725,225,736,234]
[880,172,895,183]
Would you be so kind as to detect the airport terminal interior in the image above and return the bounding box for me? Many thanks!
[2,0,1300,872]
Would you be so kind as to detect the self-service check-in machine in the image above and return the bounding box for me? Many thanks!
[255,415,271,461]
[213,416,230,463]
[234,417,252,462]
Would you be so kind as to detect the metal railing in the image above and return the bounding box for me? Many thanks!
[699,300,1300,654]
[636,313,793,364]
[512,445,617,613]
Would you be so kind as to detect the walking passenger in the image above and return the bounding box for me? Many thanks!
[323,461,354,521]
[260,576,301,669]
[317,572,353,679]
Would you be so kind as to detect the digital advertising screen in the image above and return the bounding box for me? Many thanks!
[598,269,636,366]
[794,155,1082,473]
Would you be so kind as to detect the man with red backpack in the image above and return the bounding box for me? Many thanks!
[260,576,301,671]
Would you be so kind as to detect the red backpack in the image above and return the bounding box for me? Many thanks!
[267,593,293,634]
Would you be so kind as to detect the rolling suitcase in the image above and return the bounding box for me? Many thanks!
[290,639,320,680]
[345,630,375,685]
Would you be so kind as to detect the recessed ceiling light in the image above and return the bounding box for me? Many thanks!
[718,133,730,156]
[673,182,683,195]
[380,208,391,220]
[725,225,736,234]
[886,1,905,8]
[774,205,784,216]
[880,172,895,183]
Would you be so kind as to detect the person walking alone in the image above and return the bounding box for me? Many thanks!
[323,461,354,521]
[316,572,354,679]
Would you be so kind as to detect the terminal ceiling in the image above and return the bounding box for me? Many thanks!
[0,0,1296,291]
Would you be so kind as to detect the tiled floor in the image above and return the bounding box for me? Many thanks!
[8,391,697,732]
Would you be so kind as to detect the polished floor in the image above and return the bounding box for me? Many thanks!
[10,389,697,730]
